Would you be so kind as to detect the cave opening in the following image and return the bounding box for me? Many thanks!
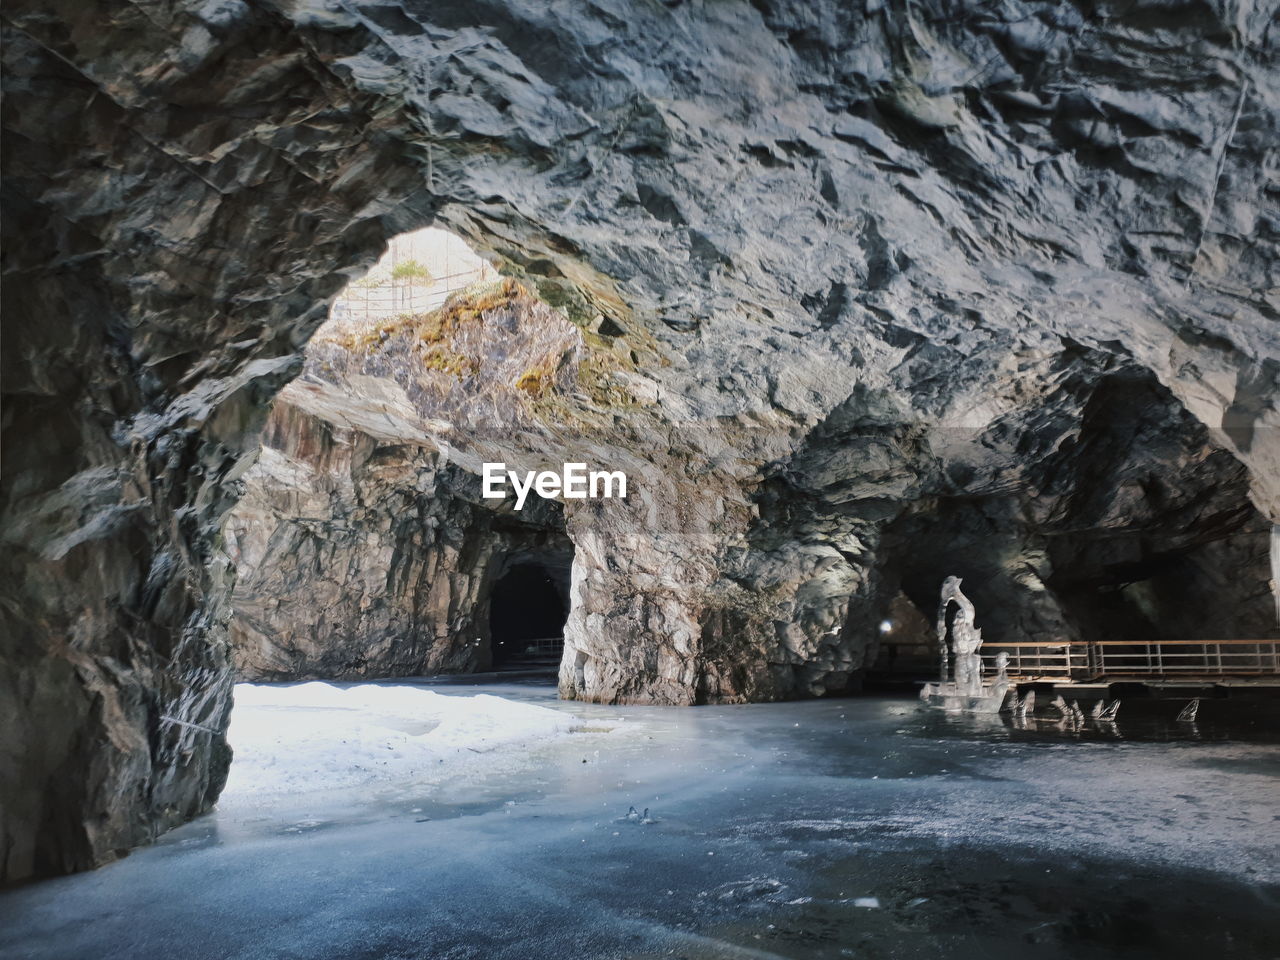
[5,9,1280,953]
[211,222,581,814]
[224,223,529,682]
[488,555,571,670]
[866,369,1277,683]
[3,4,1279,929]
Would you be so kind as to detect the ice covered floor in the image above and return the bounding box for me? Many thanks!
[2,683,1278,960]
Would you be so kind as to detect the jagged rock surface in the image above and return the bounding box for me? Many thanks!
[226,400,567,681]
[2,0,1277,880]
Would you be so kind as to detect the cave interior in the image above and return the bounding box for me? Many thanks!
[1,0,1277,898]
[488,552,572,667]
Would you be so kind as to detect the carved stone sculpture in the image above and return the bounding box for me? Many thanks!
[936,575,985,695]
[920,576,1013,713]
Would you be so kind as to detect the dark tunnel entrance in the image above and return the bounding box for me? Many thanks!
[489,556,571,669]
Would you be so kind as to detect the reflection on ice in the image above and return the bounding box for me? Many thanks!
[919,693,1261,744]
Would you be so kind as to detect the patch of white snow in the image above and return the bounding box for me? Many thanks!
[222,682,587,804]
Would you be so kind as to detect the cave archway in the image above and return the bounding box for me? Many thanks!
[223,225,522,682]
[864,369,1276,683]
[488,554,571,669]
[4,0,1277,887]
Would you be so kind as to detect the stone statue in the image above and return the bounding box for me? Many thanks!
[920,575,1012,714]
[1270,524,1279,626]
[936,575,985,695]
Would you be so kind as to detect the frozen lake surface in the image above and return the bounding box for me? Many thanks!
[2,680,1278,960]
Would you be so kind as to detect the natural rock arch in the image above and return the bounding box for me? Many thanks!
[3,1,1276,883]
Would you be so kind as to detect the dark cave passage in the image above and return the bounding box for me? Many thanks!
[488,557,571,668]
[864,368,1278,685]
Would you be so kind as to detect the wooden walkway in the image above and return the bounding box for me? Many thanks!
[981,639,1280,682]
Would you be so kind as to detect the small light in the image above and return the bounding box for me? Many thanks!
[879,620,893,634]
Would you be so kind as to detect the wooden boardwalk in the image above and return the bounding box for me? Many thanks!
[980,638,1280,682]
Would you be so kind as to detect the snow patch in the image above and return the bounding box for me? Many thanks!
[222,682,586,804]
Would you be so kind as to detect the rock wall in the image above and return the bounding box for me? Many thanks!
[3,0,1277,880]
[225,400,567,681]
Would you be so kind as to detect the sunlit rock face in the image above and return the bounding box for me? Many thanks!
[225,402,568,681]
[224,282,577,680]
[2,0,1277,879]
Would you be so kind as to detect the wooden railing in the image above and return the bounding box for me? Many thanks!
[978,639,1280,682]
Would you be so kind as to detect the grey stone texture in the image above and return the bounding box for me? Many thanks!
[2,0,1276,881]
